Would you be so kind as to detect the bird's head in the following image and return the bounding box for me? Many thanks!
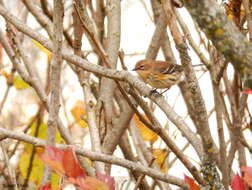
[132,60,152,80]
[132,60,151,71]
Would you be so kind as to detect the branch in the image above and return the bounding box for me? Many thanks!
[0,127,187,189]
[119,132,151,189]
[100,0,121,156]
[162,1,221,188]
[0,28,95,176]
[42,0,64,184]
[210,64,229,188]
[149,0,176,63]
[47,0,63,145]
[22,0,53,39]
[174,9,210,66]
[72,6,105,173]
[183,0,252,88]
[128,88,204,185]
[0,142,18,190]
[0,4,207,165]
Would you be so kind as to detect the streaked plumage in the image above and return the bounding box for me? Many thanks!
[133,59,184,89]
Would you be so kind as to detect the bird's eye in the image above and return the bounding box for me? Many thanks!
[139,65,145,69]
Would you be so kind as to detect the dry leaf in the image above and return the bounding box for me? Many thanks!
[152,148,168,172]
[133,114,158,143]
[70,100,88,128]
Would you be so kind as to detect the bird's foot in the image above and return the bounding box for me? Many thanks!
[150,88,158,94]
[150,88,161,96]
[149,88,170,96]
[160,88,169,95]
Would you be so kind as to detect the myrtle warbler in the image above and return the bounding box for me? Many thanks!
[133,59,184,89]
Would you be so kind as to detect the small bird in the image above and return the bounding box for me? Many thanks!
[133,59,184,90]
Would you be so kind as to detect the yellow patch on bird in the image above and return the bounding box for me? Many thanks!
[215,28,224,36]
[243,67,252,73]
[153,74,169,80]
[207,148,214,153]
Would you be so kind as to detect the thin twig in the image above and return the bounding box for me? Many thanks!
[0,142,18,190]
[133,158,155,190]
[0,84,11,116]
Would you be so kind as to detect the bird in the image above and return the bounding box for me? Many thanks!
[132,59,184,91]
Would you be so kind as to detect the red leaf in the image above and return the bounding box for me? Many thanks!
[38,146,65,175]
[39,183,52,190]
[231,173,245,190]
[97,173,115,190]
[184,175,201,190]
[62,148,86,178]
[243,89,252,94]
[241,166,252,188]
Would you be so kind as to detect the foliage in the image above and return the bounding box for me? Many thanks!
[38,146,115,190]
[0,0,251,189]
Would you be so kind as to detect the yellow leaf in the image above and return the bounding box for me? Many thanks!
[19,152,44,184]
[70,100,88,128]
[133,114,158,143]
[152,149,169,172]
[227,14,234,21]
[19,152,60,188]
[13,75,30,90]
[19,121,63,188]
[32,39,52,61]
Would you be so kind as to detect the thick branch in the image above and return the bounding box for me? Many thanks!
[183,0,252,86]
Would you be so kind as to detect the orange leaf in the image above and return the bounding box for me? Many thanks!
[38,146,65,175]
[0,71,13,85]
[62,148,86,178]
[231,173,245,190]
[70,100,88,128]
[78,176,109,190]
[35,147,45,154]
[241,166,252,188]
[184,175,201,190]
[133,114,158,143]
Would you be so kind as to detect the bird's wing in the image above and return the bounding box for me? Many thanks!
[154,61,183,74]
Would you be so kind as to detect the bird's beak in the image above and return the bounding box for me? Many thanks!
[132,68,137,71]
